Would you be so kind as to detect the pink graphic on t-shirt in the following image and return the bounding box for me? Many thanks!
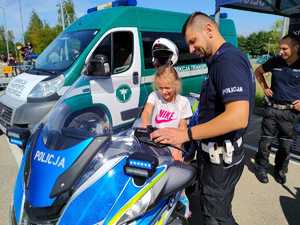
[155,109,176,124]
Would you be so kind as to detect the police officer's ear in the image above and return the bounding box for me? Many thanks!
[204,23,214,39]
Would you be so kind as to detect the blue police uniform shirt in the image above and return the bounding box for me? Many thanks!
[262,56,300,103]
[198,43,255,143]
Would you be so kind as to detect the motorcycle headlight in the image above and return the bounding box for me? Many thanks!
[28,75,64,98]
[116,190,152,225]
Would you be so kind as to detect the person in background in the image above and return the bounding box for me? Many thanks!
[151,12,254,225]
[255,33,300,184]
[8,55,17,76]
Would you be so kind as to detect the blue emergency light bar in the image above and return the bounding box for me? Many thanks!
[9,138,23,147]
[87,0,137,14]
[128,159,153,170]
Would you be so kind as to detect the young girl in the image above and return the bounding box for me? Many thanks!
[141,64,192,217]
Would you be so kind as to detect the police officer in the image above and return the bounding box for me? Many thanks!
[255,33,300,184]
[151,12,254,225]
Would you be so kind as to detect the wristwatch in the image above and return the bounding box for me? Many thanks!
[187,128,193,141]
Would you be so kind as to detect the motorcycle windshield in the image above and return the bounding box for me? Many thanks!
[33,29,98,75]
[42,101,111,150]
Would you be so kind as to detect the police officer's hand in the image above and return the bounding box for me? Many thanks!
[293,100,300,111]
[264,88,273,97]
[150,128,189,146]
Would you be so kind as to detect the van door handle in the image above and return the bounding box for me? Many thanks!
[133,72,139,85]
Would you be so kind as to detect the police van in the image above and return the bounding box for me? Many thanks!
[0,2,238,133]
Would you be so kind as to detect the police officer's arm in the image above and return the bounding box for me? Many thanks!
[150,101,249,145]
[255,65,273,97]
[189,100,249,140]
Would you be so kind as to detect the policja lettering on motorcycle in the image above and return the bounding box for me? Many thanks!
[34,150,65,168]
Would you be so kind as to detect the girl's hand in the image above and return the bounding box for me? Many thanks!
[171,147,183,161]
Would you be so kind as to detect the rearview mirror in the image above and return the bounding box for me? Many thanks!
[85,54,110,77]
[7,127,31,151]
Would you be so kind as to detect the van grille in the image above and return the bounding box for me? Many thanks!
[0,103,12,128]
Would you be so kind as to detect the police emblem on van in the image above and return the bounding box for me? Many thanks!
[116,84,132,103]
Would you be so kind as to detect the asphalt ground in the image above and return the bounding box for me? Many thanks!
[0,114,299,225]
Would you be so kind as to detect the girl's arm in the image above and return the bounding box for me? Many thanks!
[171,119,188,161]
[141,103,154,128]
[178,119,188,129]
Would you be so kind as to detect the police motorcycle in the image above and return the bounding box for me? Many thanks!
[8,38,196,225]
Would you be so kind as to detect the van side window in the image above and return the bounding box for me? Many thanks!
[86,34,112,76]
[141,31,204,69]
[86,31,133,76]
[112,32,133,74]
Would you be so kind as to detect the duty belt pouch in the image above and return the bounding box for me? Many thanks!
[208,143,221,164]
[223,140,234,164]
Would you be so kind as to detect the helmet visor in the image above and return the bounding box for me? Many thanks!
[152,49,173,67]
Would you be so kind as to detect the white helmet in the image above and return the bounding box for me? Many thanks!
[152,38,179,67]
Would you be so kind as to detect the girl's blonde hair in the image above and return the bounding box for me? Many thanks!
[153,65,181,94]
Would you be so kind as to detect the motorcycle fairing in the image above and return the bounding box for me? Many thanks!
[57,156,128,224]
[27,131,93,207]
[57,157,167,225]
[105,165,167,225]
[13,143,29,223]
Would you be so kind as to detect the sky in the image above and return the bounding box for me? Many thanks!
[0,0,283,43]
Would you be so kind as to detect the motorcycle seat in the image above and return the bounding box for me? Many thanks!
[159,161,196,197]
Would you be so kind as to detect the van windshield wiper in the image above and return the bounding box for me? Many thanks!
[30,68,58,76]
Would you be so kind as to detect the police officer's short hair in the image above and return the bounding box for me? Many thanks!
[281,33,300,56]
[182,11,217,36]
[281,33,300,46]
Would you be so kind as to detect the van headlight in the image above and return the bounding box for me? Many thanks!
[28,75,64,98]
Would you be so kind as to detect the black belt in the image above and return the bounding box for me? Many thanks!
[265,97,293,110]
[268,102,294,110]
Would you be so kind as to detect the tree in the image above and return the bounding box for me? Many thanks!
[0,26,15,57]
[24,11,44,53]
[24,11,62,54]
[57,0,76,28]
[268,19,283,54]
[237,19,283,57]
[238,35,248,53]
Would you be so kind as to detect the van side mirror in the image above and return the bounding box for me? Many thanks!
[7,127,31,151]
[86,54,110,77]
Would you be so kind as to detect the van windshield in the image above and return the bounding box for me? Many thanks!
[34,30,98,75]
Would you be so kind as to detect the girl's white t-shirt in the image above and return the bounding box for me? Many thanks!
[147,91,193,128]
